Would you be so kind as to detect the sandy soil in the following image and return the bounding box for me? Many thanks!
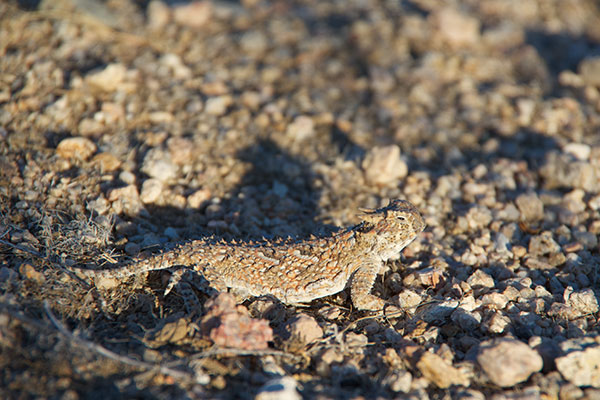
[1,0,599,398]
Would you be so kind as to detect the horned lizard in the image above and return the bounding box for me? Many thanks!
[74,199,425,310]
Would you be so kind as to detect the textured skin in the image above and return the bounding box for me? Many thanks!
[75,199,425,310]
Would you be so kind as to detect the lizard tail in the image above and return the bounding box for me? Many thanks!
[70,246,195,281]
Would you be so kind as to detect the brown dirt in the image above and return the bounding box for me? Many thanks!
[1,0,599,399]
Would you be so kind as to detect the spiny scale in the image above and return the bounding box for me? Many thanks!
[73,199,425,310]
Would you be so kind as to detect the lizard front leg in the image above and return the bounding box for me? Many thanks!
[350,262,386,311]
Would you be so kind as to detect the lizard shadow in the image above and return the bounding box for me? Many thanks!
[138,137,338,243]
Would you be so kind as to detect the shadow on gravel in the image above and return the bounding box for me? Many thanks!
[330,125,367,162]
[230,137,331,237]
[524,29,600,93]
[476,129,559,170]
[140,137,335,241]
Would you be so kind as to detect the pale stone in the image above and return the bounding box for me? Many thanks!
[56,137,96,161]
[362,145,408,186]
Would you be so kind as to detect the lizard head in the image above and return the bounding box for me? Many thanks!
[357,199,425,261]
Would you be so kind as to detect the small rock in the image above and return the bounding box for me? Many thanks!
[494,232,511,254]
[124,242,140,256]
[144,317,194,347]
[466,270,495,295]
[56,137,97,161]
[556,338,600,388]
[564,143,591,161]
[416,351,469,388]
[247,297,286,324]
[345,331,368,348]
[160,53,192,80]
[579,56,600,87]
[451,308,481,331]
[483,312,511,334]
[87,195,110,215]
[320,347,344,365]
[141,232,162,248]
[536,284,553,299]
[404,267,444,288]
[240,30,269,56]
[92,152,122,173]
[458,336,480,354]
[502,203,521,221]
[395,289,423,310]
[146,112,173,125]
[284,314,323,349]
[164,190,184,211]
[173,1,212,29]
[481,292,509,309]
[386,272,403,293]
[512,245,527,258]
[563,189,586,213]
[86,63,136,93]
[205,95,233,116]
[516,98,536,125]
[141,149,178,182]
[286,116,315,141]
[92,274,121,290]
[187,188,211,208]
[530,336,561,373]
[573,230,598,249]
[589,194,600,210]
[200,293,273,350]
[201,81,228,96]
[19,263,45,284]
[420,299,460,323]
[115,220,138,236]
[140,179,163,204]
[78,118,105,137]
[547,303,578,320]
[147,0,171,30]
[567,287,599,316]
[98,102,125,125]
[271,181,288,198]
[167,137,194,165]
[362,145,408,186]
[528,231,560,256]
[560,383,584,399]
[432,7,480,47]
[515,192,544,221]
[0,267,18,286]
[207,220,228,231]
[241,91,262,110]
[119,171,136,185]
[540,152,599,192]
[465,206,493,230]
[384,370,413,393]
[476,338,543,387]
[255,376,301,400]
[107,185,143,216]
[524,257,553,270]
[164,227,179,240]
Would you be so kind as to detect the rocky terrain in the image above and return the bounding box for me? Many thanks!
[1,0,599,398]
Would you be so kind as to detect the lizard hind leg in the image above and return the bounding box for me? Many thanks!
[164,268,218,312]
[350,264,386,311]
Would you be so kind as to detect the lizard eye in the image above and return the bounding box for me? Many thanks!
[397,216,406,221]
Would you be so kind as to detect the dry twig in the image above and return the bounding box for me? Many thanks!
[43,301,197,383]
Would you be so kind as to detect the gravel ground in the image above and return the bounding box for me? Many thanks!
[1,0,599,398]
